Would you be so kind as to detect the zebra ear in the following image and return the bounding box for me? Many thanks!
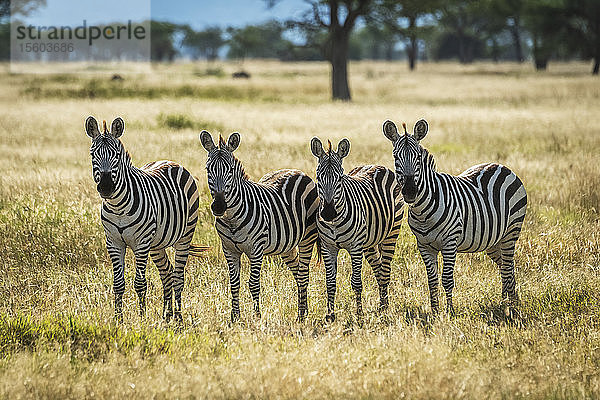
[310,137,324,158]
[199,130,215,152]
[413,119,428,141]
[337,138,350,159]
[382,120,400,143]
[111,117,124,138]
[226,132,241,152]
[85,116,100,139]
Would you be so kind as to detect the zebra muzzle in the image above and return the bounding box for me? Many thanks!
[97,172,115,198]
[211,192,227,216]
[320,200,337,222]
[402,175,417,203]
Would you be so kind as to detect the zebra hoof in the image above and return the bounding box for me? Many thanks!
[325,313,336,324]
[231,310,241,323]
[174,312,183,323]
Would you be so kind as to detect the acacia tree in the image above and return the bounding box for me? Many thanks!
[270,0,372,101]
[182,26,224,61]
[375,0,439,70]
[565,0,600,74]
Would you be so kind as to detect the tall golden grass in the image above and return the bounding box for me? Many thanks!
[0,60,599,399]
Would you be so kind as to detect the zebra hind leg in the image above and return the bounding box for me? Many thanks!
[150,248,174,322]
[487,238,519,317]
[282,246,310,322]
[173,239,194,323]
[364,246,388,312]
[377,233,399,311]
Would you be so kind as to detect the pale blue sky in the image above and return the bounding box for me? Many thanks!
[20,0,311,29]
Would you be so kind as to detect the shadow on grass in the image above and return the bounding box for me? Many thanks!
[475,303,528,328]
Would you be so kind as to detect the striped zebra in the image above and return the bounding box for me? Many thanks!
[199,131,320,322]
[85,116,206,323]
[310,138,403,323]
[383,119,528,315]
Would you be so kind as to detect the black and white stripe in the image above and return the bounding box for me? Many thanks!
[200,131,319,322]
[86,116,202,322]
[383,119,527,315]
[310,138,403,323]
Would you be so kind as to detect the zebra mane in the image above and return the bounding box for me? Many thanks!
[233,153,249,181]
[421,146,436,172]
[218,135,227,148]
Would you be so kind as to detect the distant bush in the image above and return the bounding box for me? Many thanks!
[193,67,225,78]
[158,113,195,130]
[157,113,225,133]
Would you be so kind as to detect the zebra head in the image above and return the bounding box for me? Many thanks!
[85,116,126,199]
[310,137,350,222]
[383,119,429,204]
[200,131,242,217]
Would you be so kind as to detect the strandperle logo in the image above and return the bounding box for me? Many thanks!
[10,0,151,73]
[15,20,147,46]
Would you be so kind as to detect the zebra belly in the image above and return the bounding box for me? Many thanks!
[102,212,157,251]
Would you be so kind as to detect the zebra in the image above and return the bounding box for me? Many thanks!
[199,131,320,322]
[310,138,404,323]
[85,116,207,322]
[382,119,528,315]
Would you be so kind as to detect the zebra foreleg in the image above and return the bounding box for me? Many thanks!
[150,248,174,322]
[223,248,242,322]
[440,240,458,316]
[349,248,364,323]
[248,251,264,319]
[322,245,339,323]
[108,242,126,323]
[133,246,150,319]
[418,243,440,315]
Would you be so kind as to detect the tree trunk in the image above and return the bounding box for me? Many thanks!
[407,36,417,71]
[510,16,524,63]
[593,58,599,75]
[407,16,417,71]
[330,32,351,101]
[457,28,467,64]
[491,37,499,63]
[533,35,548,71]
[535,58,548,70]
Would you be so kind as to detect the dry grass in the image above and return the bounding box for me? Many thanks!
[0,60,599,399]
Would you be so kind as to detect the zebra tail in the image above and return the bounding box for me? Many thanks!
[188,244,211,257]
[315,237,323,265]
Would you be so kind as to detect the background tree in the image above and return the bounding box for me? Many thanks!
[374,0,439,70]
[0,0,46,60]
[489,0,526,62]
[182,26,224,61]
[436,0,488,63]
[565,0,600,74]
[150,21,179,62]
[522,0,567,70]
[272,0,372,101]
[226,21,290,59]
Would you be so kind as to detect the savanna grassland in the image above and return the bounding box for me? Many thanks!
[1,60,599,399]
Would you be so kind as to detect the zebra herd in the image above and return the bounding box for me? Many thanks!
[85,116,527,323]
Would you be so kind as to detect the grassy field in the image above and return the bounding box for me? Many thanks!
[1,60,599,399]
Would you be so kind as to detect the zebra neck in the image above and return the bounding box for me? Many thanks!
[102,163,138,213]
[220,178,251,222]
[407,168,439,216]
